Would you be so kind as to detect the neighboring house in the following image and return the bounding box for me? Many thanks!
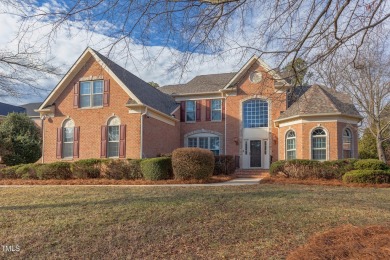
[0,102,26,121]
[36,47,362,169]
[20,102,43,127]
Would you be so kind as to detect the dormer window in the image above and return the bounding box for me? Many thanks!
[80,80,104,108]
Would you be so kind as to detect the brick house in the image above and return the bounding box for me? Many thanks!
[37,48,362,169]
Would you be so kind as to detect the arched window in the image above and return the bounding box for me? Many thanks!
[286,130,296,160]
[343,128,353,158]
[62,119,75,158]
[243,99,268,128]
[312,128,327,160]
[107,117,120,158]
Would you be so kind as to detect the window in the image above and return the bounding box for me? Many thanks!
[243,99,268,128]
[211,99,222,121]
[62,119,75,158]
[80,80,103,108]
[286,130,296,160]
[343,128,353,158]
[312,128,327,160]
[188,138,197,147]
[107,117,120,158]
[186,135,220,155]
[186,100,196,122]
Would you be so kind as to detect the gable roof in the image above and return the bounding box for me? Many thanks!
[278,85,362,120]
[0,102,25,116]
[223,55,290,89]
[159,72,236,95]
[38,48,178,117]
[20,102,41,117]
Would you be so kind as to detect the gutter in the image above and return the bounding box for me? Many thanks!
[140,107,148,159]
[224,95,227,155]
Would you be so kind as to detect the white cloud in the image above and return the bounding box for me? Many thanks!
[0,2,254,105]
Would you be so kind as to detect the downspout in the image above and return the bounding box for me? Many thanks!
[40,115,47,163]
[140,107,148,159]
[224,95,227,155]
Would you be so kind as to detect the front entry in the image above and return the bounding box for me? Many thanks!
[242,139,269,169]
[250,140,262,167]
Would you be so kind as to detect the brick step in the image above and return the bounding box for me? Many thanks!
[234,169,268,178]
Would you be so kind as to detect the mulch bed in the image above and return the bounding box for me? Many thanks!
[0,175,234,185]
[287,225,390,260]
[261,175,390,188]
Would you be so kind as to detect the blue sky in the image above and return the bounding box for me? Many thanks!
[0,0,253,105]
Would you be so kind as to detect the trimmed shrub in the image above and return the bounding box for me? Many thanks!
[72,159,102,179]
[127,159,143,180]
[270,159,358,180]
[141,157,172,180]
[283,160,322,179]
[0,165,22,179]
[270,160,286,176]
[343,170,390,184]
[36,162,72,180]
[15,163,42,179]
[104,159,143,180]
[214,155,235,175]
[354,159,388,170]
[320,159,356,179]
[172,148,214,180]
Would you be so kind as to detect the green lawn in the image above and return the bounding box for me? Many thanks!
[1,184,390,259]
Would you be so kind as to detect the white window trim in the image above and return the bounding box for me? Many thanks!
[285,130,296,160]
[185,100,196,123]
[342,128,353,159]
[80,80,104,108]
[185,133,220,155]
[211,99,222,121]
[62,119,75,159]
[107,116,121,158]
[242,98,269,128]
[310,127,328,161]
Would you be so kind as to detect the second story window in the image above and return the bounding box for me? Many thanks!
[186,100,196,122]
[80,80,103,108]
[211,99,222,121]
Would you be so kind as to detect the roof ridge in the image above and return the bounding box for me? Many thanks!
[316,85,340,112]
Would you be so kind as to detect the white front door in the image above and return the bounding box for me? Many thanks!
[242,139,269,169]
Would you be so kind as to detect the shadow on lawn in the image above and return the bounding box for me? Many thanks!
[0,187,306,211]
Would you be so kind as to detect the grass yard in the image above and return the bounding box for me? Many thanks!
[1,184,390,259]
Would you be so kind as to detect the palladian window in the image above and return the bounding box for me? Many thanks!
[243,99,268,128]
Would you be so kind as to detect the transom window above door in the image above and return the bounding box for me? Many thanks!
[243,99,268,128]
[80,80,103,107]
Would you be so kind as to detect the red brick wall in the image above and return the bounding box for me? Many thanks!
[43,57,142,162]
[180,62,287,164]
[225,62,287,163]
[278,121,359,160]
[143,114,180,158]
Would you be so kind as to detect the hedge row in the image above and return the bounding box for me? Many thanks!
[0,159,146,180]
[0,148,233,181]
[343,170,390,184]
[270,159,389,180]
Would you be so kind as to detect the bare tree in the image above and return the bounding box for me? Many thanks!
[0,46,59,98]
[3,0,389,73]
[314,35,390,162]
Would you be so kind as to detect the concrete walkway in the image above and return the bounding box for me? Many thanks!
[0,177,262,188]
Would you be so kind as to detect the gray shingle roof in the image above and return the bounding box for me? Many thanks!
[20,102,42,117]
[279,85,362,119]
[93,50,178,116]
[0,102,25,116]
[159,72,237,95]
